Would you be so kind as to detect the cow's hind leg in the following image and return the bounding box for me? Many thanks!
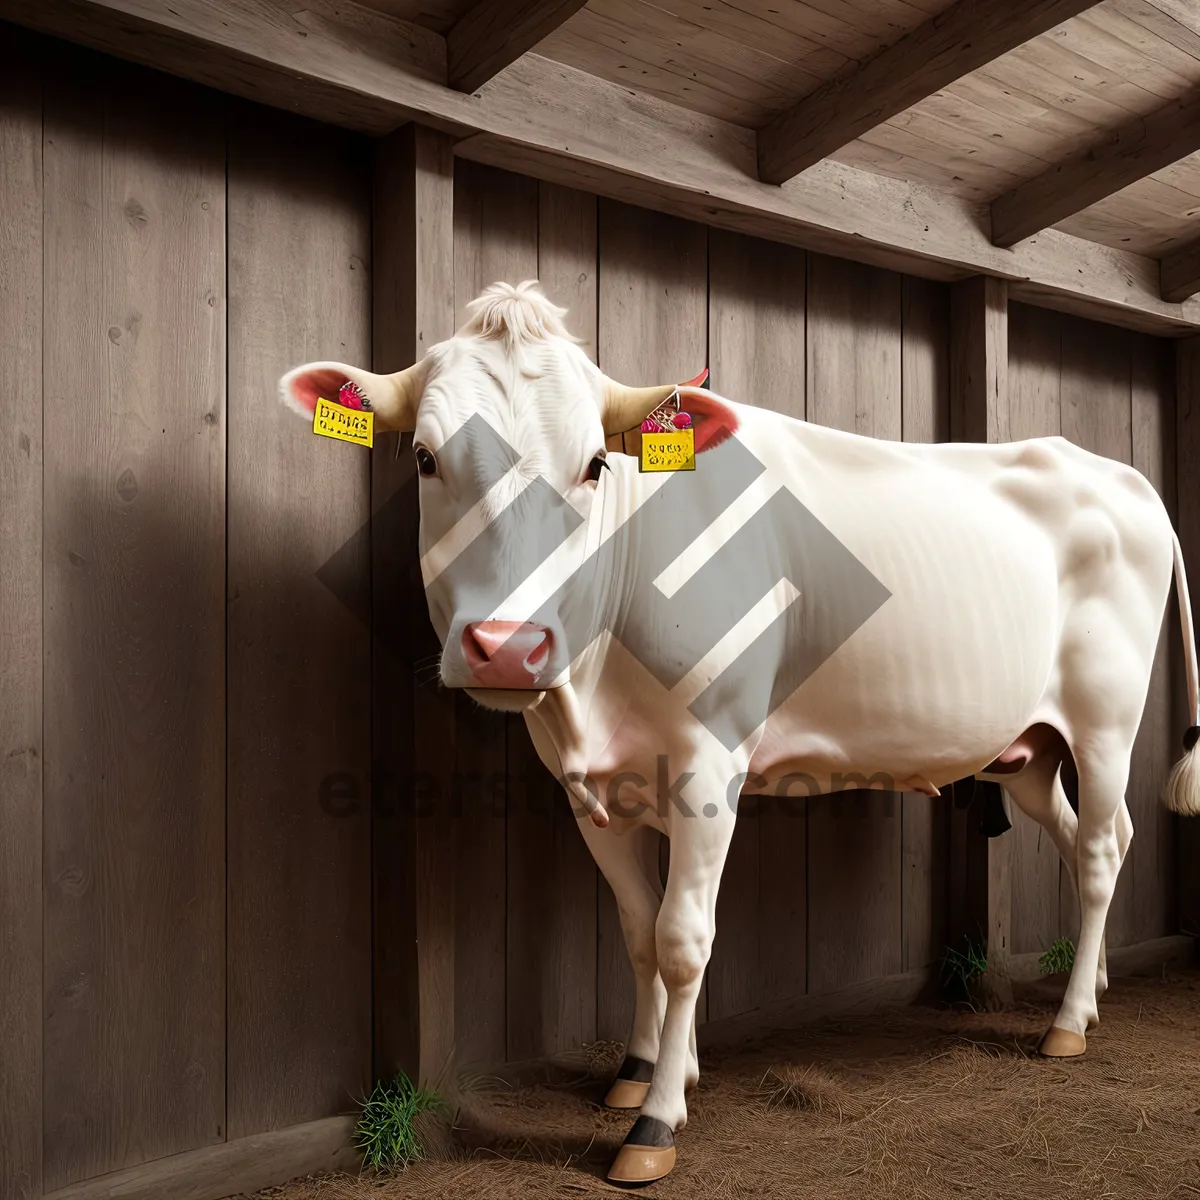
[1040,737,1132,1056]
[1001,754,1079,887]
[580,821,667,1108]
[1095,798,1134,1001]
[1001,755,1132,1011]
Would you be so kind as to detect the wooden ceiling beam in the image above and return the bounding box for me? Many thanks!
[757,0,1100,187]
[992,88,1200,248]
[448,0,588,94]
[3,0,1200,335]
[1161,238,1200,304]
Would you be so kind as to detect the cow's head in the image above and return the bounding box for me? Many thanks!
[280,280,698,711]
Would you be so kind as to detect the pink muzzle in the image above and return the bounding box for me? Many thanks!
[462,620,552,688]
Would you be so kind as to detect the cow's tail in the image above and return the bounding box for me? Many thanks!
[1165,532,1200,815]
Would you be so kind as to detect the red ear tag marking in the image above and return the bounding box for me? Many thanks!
[338,380,369,410]
[639,371,706,432]
[642,387,682,433]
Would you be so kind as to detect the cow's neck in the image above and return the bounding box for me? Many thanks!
[527,442,750,784]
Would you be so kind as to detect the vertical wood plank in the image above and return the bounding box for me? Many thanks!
[503,182,600,1062]
[805,254,904,994]
[1006,302,1064,956]
[538,183,598,362]
[1130,334,1177,946]
[708,230,807,420]
[901,278,951,446]
[42,52,226,1185]
[950,275,1008,444]
[372,124,456,1085]
[1178,338,1200,939]
[808,255,902,441]
[947,276,1011,991]
[506,729,600,1060]
[227,104,372,1135]
[0,31,43,1200]
[707,229,807,1017]
[1059,315,1134,947]
[1059,317,1132,463]
[453,160,539,1066]
[596,199,707,1037]
[900,276,951,972]
[1008,304,1062,440]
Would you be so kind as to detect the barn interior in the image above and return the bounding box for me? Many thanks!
[2,1,1200,1198]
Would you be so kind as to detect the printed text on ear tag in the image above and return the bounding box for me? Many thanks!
[640,429,695,473]
[313,396,374,448]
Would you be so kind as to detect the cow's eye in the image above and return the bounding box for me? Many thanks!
[415,447,437,477]
[585,454,609,483]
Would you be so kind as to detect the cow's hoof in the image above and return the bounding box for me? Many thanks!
[1039,1025,1086,1057]
[604,1055,654,1110]
[607,1116,676,1186]
[604,1079,650,1108]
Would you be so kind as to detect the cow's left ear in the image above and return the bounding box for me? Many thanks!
[677,386,738,453]
[278,359,426,433]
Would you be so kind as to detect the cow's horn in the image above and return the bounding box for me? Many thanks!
[602,380,678,437]
[377,361,425,433]
[337,360,425,432]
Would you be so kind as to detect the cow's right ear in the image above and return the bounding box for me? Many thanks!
[278,359,426,433]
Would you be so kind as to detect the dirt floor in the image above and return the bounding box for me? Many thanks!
[251,970,1200,1200]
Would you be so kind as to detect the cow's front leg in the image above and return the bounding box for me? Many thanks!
[580,820,667,1106]
[608,800,733,1185]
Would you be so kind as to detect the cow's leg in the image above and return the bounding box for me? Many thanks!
[1001,756,1079,874]
[579,820,667,1106]
[607,798,734,1185]
[1096,798,1134,999]
[1040,739,1131,1056]
[1002,759,1131,1008]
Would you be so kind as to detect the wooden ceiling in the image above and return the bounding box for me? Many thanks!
[377,0,1200,260]
[8,0,1200,333]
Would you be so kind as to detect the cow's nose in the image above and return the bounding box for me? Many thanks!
[462,621,552,687]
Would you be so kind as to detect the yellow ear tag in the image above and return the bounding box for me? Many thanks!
[313,396,374,448]
[639,428,695,473]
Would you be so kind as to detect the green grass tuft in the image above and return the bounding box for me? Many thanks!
[354,1072,445,1171]
[1039,937,1076,975]
[939,938,988,999]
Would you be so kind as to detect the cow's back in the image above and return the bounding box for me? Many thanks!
[734,406,1174,788]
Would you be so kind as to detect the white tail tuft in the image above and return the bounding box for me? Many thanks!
[459,280,577,345]
[1164,532,1200,814]
[1165,735,1200,815]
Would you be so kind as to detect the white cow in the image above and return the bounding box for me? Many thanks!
[283,280,1200,1185]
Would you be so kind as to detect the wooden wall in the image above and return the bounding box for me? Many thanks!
[1007,303,1178,955]
[0,26,1186,1199]
[1,33,375,1195]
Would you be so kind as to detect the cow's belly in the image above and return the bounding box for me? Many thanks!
[749,466,1060,789]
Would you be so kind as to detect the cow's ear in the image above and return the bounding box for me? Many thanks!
[678,387,738,453]
[278,360,425,433]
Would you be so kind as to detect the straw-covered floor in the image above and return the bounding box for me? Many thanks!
[250,969,1200,1199]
